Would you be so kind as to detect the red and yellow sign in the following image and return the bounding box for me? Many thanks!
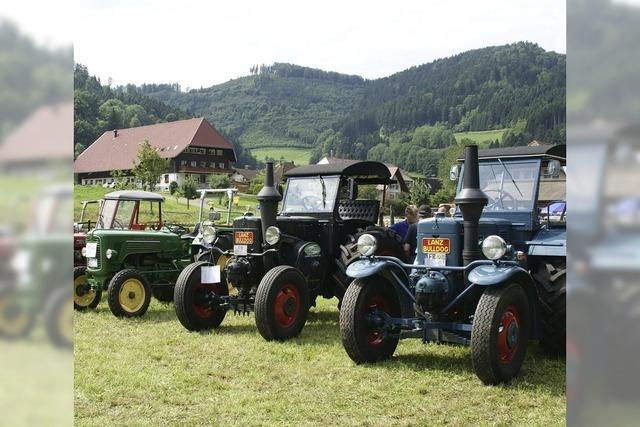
[422,238,451,254]
[235,231,254,245]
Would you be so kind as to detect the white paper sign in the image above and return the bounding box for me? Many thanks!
[234,244,248,256]
[85,242,97,258]
[424,253,446,267]
[201,265,221,284]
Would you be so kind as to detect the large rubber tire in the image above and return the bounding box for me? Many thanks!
[107,269,151,318]
[73,266,101,310]
[531,258,566,356]
[0,291,34,340]
[151,286,174,303]
[44,286,72,349]
[255,266,310,341]
[471,283,530,385]
[174,261,228,331]
[339,277,401,363]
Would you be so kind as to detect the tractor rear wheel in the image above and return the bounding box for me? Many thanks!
[73,266,101,310]
[0,291,34,340]
[340,277,400,363]
[255,266,310,341]
[471,283,530,385]
[532,258,566,356]
[151,286,174,303]
[107,269,151,318]
[174,261,228,331]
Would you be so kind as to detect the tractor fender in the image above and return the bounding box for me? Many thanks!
[469,264,542,340]
[346,258,414,318]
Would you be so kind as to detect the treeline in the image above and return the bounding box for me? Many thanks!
[251,63,366,86]
[335,42,565,144]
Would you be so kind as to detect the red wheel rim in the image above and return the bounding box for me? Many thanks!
[497,304,521,363]
[366,295,390,347]
[274,284,300,328]
[193,282,224,319]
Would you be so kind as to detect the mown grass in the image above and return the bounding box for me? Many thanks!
[250,147,312,166]
[75,298,565,426]
[454,129,508,146]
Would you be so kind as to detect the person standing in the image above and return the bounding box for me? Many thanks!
[390,204,419,241]
[403,205,431,262]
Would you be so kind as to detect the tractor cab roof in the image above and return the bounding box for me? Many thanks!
[284,161,393,184]
[458,144,566,161]
[104,190,165,202]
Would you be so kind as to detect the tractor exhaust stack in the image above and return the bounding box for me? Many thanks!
[257,162,282,239]
[454,145,488,266]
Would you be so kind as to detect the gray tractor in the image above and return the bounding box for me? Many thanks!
[340,144,566,384]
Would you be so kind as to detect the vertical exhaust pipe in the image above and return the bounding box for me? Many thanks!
[454,145,487,266]
[257,162,282,239]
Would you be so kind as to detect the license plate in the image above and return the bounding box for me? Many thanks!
[422,238,450,254]
[87,258,98,268]
[234,245,248,256]
[234,231,254,245]
[85,242,97,258]
[424,253,446,267]
[201,265,221,283]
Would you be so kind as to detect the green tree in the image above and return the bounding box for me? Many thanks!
[110,169,130,190]
[410,178,431,207]
[169,181,178,195]
[180,176,198,209]
[132,139,169,191]
[208,173,232,204]
[74,143,86,158]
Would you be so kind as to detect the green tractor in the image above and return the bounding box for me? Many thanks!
[75,190,205,317]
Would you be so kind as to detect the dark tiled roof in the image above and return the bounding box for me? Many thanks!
[74,118,235,173]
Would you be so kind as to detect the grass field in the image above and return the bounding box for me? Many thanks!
[74,298,565,426]
[250,147,312,166]
[454,129,508,146]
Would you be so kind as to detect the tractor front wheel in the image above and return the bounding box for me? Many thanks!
[339,277,400,363]
[174,261,228,331]
[255,266,310,341]
[471,283,530,384]
[107,269,151,317]
[73,266,101,310]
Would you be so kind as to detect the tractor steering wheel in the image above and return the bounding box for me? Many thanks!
[302,195,324,211]
[484,189,516,210]
[112,218,126,229]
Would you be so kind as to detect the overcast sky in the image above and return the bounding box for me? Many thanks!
[7,1,566,90]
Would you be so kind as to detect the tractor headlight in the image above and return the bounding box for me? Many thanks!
[202,225,217,244]
[81,247,87,257]
[357,234,377,257]
[106,249,117,259]
[482,235,507,260]
[265,226,281,245]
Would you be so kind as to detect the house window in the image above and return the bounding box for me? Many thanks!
[164,174,169,184]
[191,161,197,167]
[181,160,187,166]
[200,161,206,168]
[210,162,216,168]
[219,162,225,169]
[209,149,216,155]
[216,149,223,156]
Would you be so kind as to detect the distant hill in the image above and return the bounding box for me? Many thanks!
[138,43,564,175]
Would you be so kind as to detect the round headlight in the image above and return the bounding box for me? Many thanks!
[265,226,281,245]
[81,247,87,257]
[482,235,507,260]
[202,225,217,244]
[357,233,377,256]
[106,249,116,259]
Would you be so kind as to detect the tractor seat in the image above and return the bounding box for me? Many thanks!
[338,199,379,224]
[181,222,201,240]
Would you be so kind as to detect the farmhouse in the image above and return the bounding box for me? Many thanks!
[74,118,236,189]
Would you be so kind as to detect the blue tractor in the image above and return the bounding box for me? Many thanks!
[340,144,566,384]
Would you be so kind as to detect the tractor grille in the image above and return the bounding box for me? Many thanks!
[124,240,161,253]
[92,238,101,269]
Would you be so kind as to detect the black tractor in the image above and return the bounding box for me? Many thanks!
[174,161,406,340]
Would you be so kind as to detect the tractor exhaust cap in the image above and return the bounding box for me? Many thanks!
[256,162,282,238]
[454,145,488,266]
